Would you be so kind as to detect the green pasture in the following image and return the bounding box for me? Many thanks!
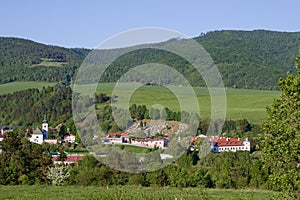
[74,83,278,124]
[0,81,57,95]
[0,185,280,200]
[0,81,278,124]
[30,58,68,67]
[118,144,153,153]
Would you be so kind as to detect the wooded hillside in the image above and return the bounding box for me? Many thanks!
[1,30,299,89]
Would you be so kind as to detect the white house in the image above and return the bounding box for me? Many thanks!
[0,126,16,134]
[102,133,129,144]
[191,136,250,153]
[64,134,76,143]
[44,139,58,145]
[209,136,250,152]
[29,128,44,144]
[131,138,168,149]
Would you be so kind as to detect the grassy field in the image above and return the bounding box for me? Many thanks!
[74,83,279,124]
[0,185,280,200]
[30,58,68,67]
[0,81,57,95]
[0,81,279,124]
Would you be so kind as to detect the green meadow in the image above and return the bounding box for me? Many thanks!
[74,83,279,124]
[0,81,56,95]
[0,82,279,124]
[29,58,68,67]
[0,185,280,200]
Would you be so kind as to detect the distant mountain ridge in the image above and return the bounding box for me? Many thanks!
[0,30,299,89]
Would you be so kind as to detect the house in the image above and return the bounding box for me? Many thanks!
[131,138,168,149]
[52,155,84,165]
[0,133,3,142]
[64,134,76,143]
[101,132,168,149]
[191,136,250,153]
[44,139,58,145]
[0,126,17,134]
[29,128,44,144]
[0,126,18,139]
[102,133,129,144]
[209,136,250,152]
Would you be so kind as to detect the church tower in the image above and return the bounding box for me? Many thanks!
[42,115,48,140]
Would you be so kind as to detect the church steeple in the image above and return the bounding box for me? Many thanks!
[43,114,48,123]
[42,115,48,139]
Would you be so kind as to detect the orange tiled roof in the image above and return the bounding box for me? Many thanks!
[209,137,244,147]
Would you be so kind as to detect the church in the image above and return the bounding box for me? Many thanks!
[29,117,50,145]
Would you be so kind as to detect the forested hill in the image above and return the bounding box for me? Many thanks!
[0,30,300,89]
[0,37,89,84]
[195,30,300,89]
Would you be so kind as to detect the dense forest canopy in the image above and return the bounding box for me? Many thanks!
[0,30,300,89]
[0,37,89,84]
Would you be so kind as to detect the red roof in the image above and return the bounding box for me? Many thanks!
[52,155,84,163]
[209,137,244,147]
[0,134,3,138]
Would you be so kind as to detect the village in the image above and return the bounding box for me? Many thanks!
[0,117,251,165]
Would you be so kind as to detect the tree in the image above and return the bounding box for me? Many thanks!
[260,54,300,192]
[59,125,68,139]
[47,165,70,186]
[0,129,52,185]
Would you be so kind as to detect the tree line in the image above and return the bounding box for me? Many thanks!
[0,85,72,126]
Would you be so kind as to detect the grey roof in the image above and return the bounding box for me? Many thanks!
[32,128,43,135]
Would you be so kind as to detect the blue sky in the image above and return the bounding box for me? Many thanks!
[1,0,299,48]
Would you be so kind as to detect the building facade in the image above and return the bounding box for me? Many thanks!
[209,136,250,152]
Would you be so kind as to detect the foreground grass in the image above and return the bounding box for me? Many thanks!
[0,185,279,200]
[0,81,56,95]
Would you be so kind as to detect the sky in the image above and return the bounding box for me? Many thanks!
[1,0,300,48]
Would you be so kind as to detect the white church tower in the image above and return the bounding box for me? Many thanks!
[42,115,48,139]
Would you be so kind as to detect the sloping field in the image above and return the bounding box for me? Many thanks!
[0,81,57,95]
[74,83,279,124]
